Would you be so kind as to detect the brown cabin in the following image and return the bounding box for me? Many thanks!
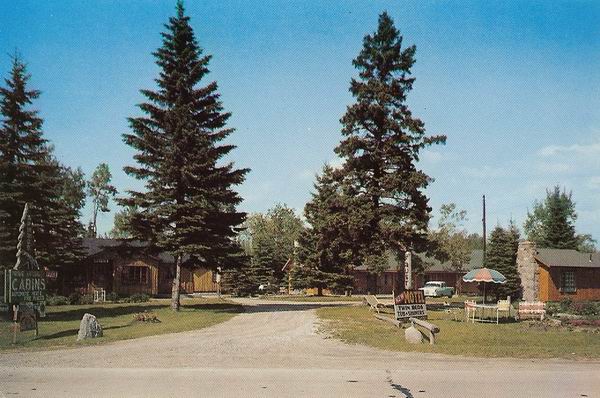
[352,251,482,295]
[518,241,600,302]
[60,238,218,297]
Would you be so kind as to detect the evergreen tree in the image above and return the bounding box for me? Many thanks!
[39,157,86,285]
[109,205,139,239]
[295,166,357,295]
[334,13,446,272]
[484,223,521,300]
[121,2,248,310]
[524,186,586,250]
[0,54,57,268]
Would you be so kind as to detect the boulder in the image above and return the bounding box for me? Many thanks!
[77,313,103,341]
[404,326,423,344]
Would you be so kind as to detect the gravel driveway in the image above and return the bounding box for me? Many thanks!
[1,298,599,397]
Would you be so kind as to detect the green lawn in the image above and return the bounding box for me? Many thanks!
[0,298,242,351]
[316,305,600,359]
[260,295,365,302]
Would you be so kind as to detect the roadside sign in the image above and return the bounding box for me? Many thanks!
[18,304,38,332]
[394,289,427,320]
[4,269,46,304]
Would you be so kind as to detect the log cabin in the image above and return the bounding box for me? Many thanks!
[60,238,218,297]
[517,241,600,302]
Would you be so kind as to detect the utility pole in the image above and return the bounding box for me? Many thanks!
[482,195,487,264]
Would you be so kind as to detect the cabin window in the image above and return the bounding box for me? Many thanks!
[560,270,576,293]
[122,266,150,285]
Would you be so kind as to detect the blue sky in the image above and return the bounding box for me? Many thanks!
[1,1,599,241]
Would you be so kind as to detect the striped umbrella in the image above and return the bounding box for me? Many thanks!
[462,268,506,303]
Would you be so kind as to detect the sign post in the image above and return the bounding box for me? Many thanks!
[4,203,46,343]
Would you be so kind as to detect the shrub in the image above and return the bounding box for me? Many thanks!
[129,293,151,303]
[106,292,119,302]
[47,295,69,306]
[559,298,572,313]
[68,292,82,305]
[570,302,599,317]
[80,294,94,305]
[545,302,560,316]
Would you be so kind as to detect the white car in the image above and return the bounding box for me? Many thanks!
[419,281,455,298]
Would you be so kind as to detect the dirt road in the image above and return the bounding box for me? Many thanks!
[1,298,599,397]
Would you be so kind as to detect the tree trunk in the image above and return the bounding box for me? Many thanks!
[317,286,323,296]
[171,255,182,311]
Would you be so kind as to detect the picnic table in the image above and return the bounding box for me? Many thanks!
[468,303,499,323]
[464,297,513,324]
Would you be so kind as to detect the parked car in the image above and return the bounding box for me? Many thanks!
[419,281,455,298]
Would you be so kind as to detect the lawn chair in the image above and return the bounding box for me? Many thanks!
[464,300,476,322]
[364,295,386,313]
[496,296,511,323]
[518,301,546,321]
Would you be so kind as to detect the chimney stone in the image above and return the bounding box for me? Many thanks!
[517,240,539,302]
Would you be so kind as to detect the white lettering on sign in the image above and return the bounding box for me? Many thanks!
[394,303,427,320]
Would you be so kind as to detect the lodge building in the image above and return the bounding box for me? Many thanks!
[59,238,218,297]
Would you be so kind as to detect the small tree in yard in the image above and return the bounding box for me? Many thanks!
[484,223,521,301]
[121,2,248,310]
[87,163,117,237]
[428,203,472,271]
[295,165,357,295]
[524,186,596,251]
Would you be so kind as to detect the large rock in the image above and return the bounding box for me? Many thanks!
[404,326,423,344]
[77,313,103,341]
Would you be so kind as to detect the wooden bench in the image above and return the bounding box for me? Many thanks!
[409,317,440,345]
[518,301,546,320]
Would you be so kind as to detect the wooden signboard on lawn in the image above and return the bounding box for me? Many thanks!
[394,289,427,320]
[4,269,46,304]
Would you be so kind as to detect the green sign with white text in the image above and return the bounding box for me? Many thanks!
[4,269,46,304]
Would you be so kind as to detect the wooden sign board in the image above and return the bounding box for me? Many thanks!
[394,289,427,320]
[4,269,46,304]
[18,305,38,332]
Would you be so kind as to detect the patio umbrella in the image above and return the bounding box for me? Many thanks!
[462,268,506,303]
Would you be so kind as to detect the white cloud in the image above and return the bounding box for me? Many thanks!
[534,161,573,173]
[538,142,600,157]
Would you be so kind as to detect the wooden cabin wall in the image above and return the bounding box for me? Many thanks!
[545,266,600,302]
[113,258,158,296]
[193,268,218,292]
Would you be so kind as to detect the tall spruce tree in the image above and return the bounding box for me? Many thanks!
[484,223,521,300]
[121,2,248,310]
[334,12,446,272]
[0,54,62,268]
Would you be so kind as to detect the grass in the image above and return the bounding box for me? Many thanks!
[316,305,600,359]
[259,295,365,302]
[0,298,242,351]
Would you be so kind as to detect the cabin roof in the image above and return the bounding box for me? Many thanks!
[535,248,600,268]
[82,238,179,264]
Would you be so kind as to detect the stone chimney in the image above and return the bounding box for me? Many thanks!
[517,240,539,302]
